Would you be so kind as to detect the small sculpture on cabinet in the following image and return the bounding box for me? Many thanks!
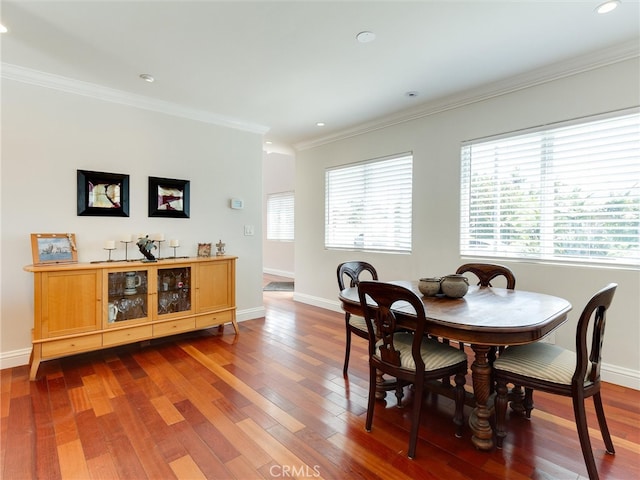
[136,235,157,261]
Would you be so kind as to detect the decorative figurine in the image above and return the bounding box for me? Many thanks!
[216,239,225,256]
[136,235,157,261]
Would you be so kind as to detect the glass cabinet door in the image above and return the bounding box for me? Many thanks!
[107,270,149,323]
[157,266,191,316]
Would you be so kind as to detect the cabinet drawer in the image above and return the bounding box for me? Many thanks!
[196,310,234,328]
[103,325,152,347]
[153,317,195,337]
[41,334,102,358]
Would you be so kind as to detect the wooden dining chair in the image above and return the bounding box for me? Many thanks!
[455,262,516,290]
[494,283,618,480]
[357,280,468,459]
[337,261,378,376]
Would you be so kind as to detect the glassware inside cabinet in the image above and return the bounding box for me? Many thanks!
[107,270,148,323]
[157,266,191,315]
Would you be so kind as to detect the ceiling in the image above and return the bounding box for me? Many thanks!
[1,1,639,150]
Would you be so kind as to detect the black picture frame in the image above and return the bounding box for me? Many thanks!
[148,176,190,218]
[77,170,130,217]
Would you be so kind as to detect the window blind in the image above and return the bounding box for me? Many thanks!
[325,153,413,252]
[267,191,294,241]
[460,110,640,266]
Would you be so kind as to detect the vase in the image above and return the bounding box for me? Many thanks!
[418,277,441,296]
[440,274,469,298]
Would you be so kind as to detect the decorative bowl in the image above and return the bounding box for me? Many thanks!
[418,277,442,296]
[440,274,469,298]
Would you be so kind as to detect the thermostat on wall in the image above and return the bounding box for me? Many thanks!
[230,198,244,209]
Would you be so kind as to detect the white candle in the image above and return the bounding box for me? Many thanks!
[155,233,165,241]
[120,234,131,242]
[104,240,116,250]
[169,239,180,247]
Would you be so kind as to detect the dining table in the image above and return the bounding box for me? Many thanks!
[339,280,572,451]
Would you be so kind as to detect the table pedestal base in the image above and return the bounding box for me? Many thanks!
[469,344,494,450]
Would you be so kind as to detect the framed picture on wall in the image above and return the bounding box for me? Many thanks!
[77,170,130,217]
[30,233,78,265]
[148,176,190,218]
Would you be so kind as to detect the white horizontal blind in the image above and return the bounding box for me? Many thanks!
[325,154,413,252]
[461,111,640,266]
[267,191,294,241]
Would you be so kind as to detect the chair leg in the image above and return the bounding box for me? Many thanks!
[365,365,377,433]
[523,387,534,418]
[453,371,465,438]
[573,394,600,480]
[343,315,352,376]
[593,392,615,454]
[495,379,509,449]
[407,378,424,459]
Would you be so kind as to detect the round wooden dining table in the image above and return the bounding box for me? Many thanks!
[339,280,572,450]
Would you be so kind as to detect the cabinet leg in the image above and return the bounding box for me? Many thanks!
[29,345,41,381]
[231,319,240,335]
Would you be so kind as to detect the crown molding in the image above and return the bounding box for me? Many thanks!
[0,63,270,135]
[294,40,640,151]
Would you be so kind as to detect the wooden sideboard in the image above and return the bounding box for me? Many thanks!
[24,255,237,380]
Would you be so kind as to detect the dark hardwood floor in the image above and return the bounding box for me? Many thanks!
[2,275,638,479]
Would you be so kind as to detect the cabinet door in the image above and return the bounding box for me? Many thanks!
[156,265,193,318]
[40,270,101,338]
[105,268,150,326]
[196,260,234,313]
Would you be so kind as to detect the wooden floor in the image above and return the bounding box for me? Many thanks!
[2,275,639,479]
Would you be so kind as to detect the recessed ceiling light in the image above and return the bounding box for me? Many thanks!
[316,122,325,127]
[0,24,8,33]
[139,73,155,83]
[356,31,376,43]
[596,0,620,14]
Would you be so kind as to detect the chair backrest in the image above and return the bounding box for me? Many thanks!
[575,283,617,387]
[456,263,516,289]
[337,261,378,291]
[357,281,426,371]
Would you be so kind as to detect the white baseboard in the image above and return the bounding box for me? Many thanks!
[0,347,31,370]
[237,306,266,322]
[263,268,294,279]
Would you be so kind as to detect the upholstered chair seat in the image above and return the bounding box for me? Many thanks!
[375,333,467,371]
[493,343,592,386]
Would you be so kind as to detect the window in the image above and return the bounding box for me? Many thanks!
[461,110,640,266]
[325,153,413,252]
[267,191,294,241]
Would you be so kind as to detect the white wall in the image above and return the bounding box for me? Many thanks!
[262,151,295,278]
[1,79,266,367]
[294,58,640,389]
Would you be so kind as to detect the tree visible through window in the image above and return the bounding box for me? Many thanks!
[460,110,640,266]
[325,153,413,252]
[267,191,294,241]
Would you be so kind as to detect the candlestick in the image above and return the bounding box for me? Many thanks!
[120,239,132,261]
[169,239,180,257]
[156,239,165,260]
[104,240,116,262]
